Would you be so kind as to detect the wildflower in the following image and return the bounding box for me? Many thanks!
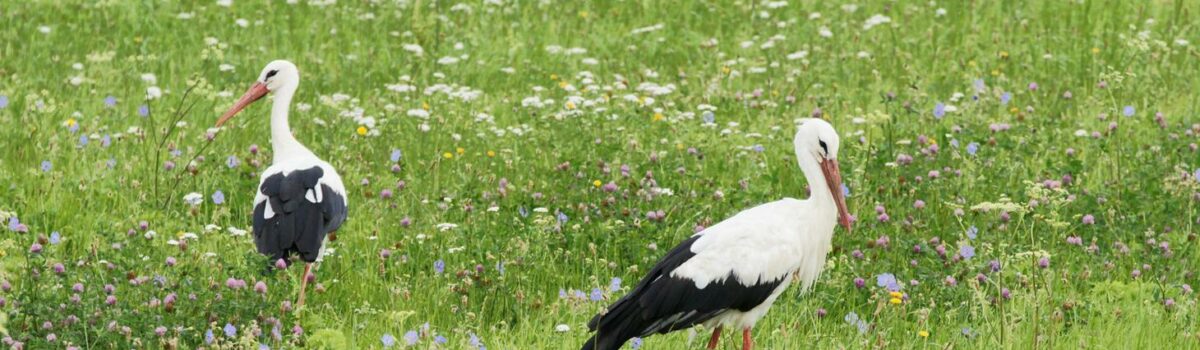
[876,273,901,291]
[966,226,978,240]
[356,126,367,136]
[1000,92,1011,105]
[1081,214,1095,225]
[609,277,622,292]
[205,329,215,344]
[959,245,975,260]
[853,277,865,288]
[966,142,979,155]
[380,333,396,348]
[41,160,52,172]
[183,193,203,206]
[919,330,929,338]
[443,152,453,159]
[49,231,61,244]
[224,323,237,338]
[1028,82,1038,91]
[434,259,445,274]
[590,288,603,301]
[933,103,945,119]
[212,190,225,205]
[227,156,239,168]
[390,149,402,162]
[138,105,150,116]
[1122,106,1135,117]
[913,200,926,209]
[0,95,7,108]
[1038,257,1050,268]
[404,330,419,345]
[275,258,288,270]
[593,180,602,187]
[255,281,267,294]
[166,257,176,266]
[631,338,643,349]
[30,243,43,254]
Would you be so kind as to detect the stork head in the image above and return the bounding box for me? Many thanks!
[216,60,300,127]
[794,118,852,233]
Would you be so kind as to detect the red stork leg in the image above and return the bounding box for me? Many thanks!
[707,326,723,349]
[297,262,313,307]
[742,328,753,350]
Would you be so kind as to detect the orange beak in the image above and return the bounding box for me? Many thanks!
[820,159,853,233]
[216,82,269,127]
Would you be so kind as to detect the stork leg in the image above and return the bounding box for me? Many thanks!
[707,326,723,349]
[742,328,753,350]
[297,263,313,307]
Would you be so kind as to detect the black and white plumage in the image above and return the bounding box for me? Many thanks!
[583,119,852,350]
[217,60,348,307]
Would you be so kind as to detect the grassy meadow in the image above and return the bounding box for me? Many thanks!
[2,0,1200,348]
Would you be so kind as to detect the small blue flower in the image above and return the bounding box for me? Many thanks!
[590,288,603,301]
[205,329,214,344]
[966,142,979,156]
[226,155,240,168]
[609,277,622,292]
[1195,168,1200,183]
[138,105,150,117]
[844,312,859,324]
[170,149,182,158]
[68,122,79,133]
[752,144,765,152]
[558,289,567,299]
[106,158,117,169]
[434,259,445,274]
[0,95,8,109]
[1122,105,1135,117]
[631,337,643,349]
[518,206,529,218]
[434,335,448,344]
[702,111,715,124]
[469,333,484,349]
[212,190,225,205]
[40,160,52,172]
[933,103,945,119]
[959,245,976,260]
[390,149,402,162]
[966,226,978,240]
[259,344,270,350]
[404,330,418,345]
[8,217,19,231]
[556,212,569,224]
[79,135,89,147]
[104,96,117,107]
[875,273,901,291]
[223,323,237,338]
[841,184,850,198]
[101,134,111,147]
[49,231,61,245]
[949,139,960,148]
[1000,92,1011,105]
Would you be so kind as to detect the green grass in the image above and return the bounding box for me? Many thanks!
[2,0,1200,348]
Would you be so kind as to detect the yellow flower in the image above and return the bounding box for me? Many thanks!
[1009,107,1019,114]
[889,297,902,305]
[675,143,684,150]
[918,330,929,338]
[422,102,430,111]
[653,112,664,122]
[967,60,976,67]
[889,291,903,299]
[566,101,576,110]
[721,66,731,74]
[456,147,465,155]
[559,81,569,89]
[356,126,367,136]
[487,150,496,157]
[65,118,77,127]
[991,69,1000,77]
[550,74,559,81]
[1091,47,1100,54]
[442,152,453,159]
[593,180,602,187]
[998,51,1009,59]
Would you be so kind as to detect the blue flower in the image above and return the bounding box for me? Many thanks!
[702,111,715,124]
[1000,92,1011,105]
[138,105,150,117]
[49,231,61,245]
[226,155,240,168]
[518,206,529,218]
[69,122,79,133]
[434,259,445,274]
[205,329,214,344]
[1122,105,1135,117]
[875,273,901,291]
[101,134,111,147]
[469,333,485,349]
[841,184,850,198]
[949,139,960,148]
[844,312,859,324]
[403,330,418,345]
[1195,168,1200,183]
[0,95,8,109]
[212,190,225,205]
[223,323,237,338]
[558,289,567,299]
[390,149,402,162]
[609,277,622,292]
[434,335,447,344]
[959,245,976,260]
[556,212,569,224]
[631,337,643,349]
[79,135,89,147]
[933,103,945,119]
[258,344,270,350]
[752,144,764,152]
[8,217,19,231]
[590,288,603,301]
[106,158,117,169]
[966,142,979,155]
[41,160,52,172]
[104,96,117,107]
[966,226,978,240]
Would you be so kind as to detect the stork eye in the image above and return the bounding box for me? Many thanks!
[818,140,828,154]
[265,70,279,79]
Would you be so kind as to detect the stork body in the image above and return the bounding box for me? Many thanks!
[217,60,348,306]
[583,118,851,350]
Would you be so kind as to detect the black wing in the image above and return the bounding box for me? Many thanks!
[252,166,347,263]
[582,235,784,350]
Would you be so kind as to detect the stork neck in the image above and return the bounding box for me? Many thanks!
[798,151,836,213]
[269,86,307,163]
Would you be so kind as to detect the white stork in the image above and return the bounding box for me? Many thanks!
[216,60,348,306]
[582,118,852,350]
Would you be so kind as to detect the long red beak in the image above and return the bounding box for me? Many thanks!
[216,82,269,127]
[820,159,853,233]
